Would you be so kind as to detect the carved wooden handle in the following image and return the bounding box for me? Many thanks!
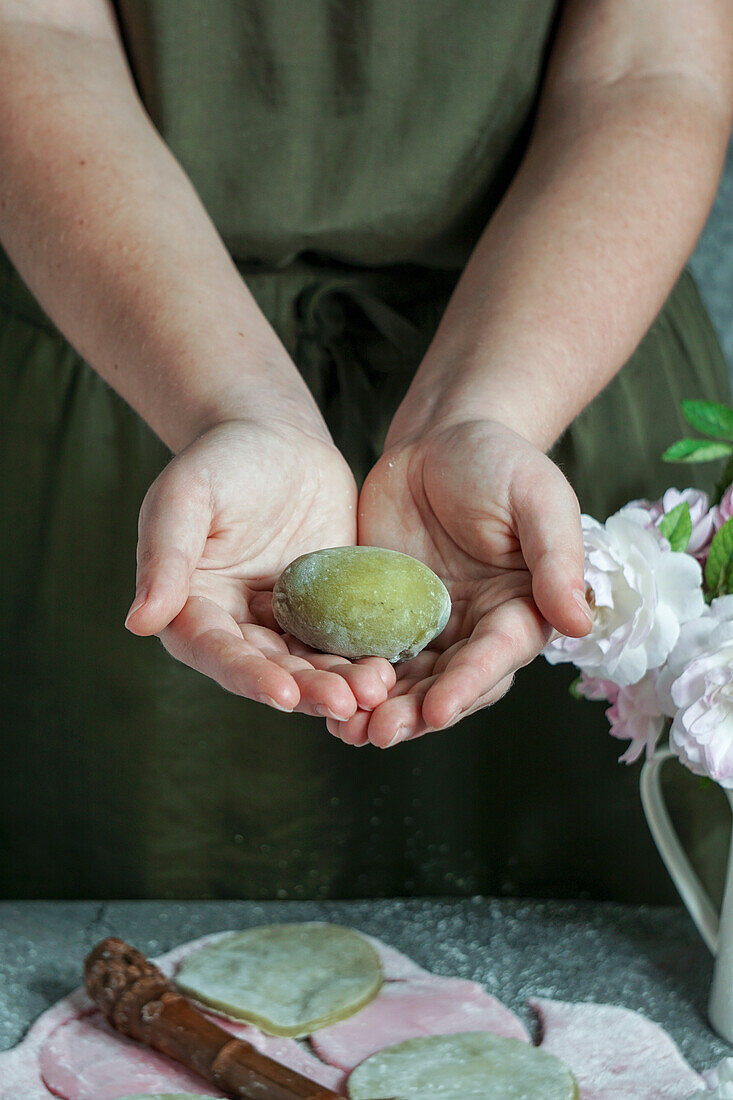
[84,937,343,1100]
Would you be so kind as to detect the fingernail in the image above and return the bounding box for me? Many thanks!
[124,587,147,627]
[315,703,352,721]
[444,709,461,728]
[385,725,410,748]
[256,694,293,713]
[573,588,593,624]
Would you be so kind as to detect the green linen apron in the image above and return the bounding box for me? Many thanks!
[0,0,730,902]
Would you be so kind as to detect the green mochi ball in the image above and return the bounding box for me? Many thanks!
[273,546,451,662]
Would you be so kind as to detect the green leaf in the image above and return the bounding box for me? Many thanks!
[657,502,692,551]
[681,399,733,441]
[662,438,733,463]
[705,516,733,597]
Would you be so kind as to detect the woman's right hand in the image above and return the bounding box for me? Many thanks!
[125,419,396,722]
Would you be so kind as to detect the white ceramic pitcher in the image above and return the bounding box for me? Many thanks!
[640,747,733,1042]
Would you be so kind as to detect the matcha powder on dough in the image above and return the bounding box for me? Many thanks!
[347,1032,578,1100]
[175,923,383,1037]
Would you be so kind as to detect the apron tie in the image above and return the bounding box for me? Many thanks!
[294,275,429,477]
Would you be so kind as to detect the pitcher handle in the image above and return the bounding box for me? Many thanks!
[640,746,720,954]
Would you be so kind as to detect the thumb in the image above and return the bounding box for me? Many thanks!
[513,461,592,639]
[125,466,211,636]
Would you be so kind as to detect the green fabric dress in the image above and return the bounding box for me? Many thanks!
[0,0,730,902]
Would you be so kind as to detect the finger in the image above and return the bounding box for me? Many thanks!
[250,590,279,630]
[368,670,517,749]
[267,653,358,721]
[306,659,389,711]
[431,642,462,675]
[162,596,300,710]
[126,466,210,636]
[330,663,427,745]
[437,673,515,727]
[406,674,515,742]
[420,596,549,728]
[366,674,441,748]
[367,682,436,748]
[354,656,398,692]
[393,649,439,682]
[326,709,371,747]
[239,622,292,657]
[286,642,393,709]
[512,464,592,638]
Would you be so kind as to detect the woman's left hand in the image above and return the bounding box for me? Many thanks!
[328,419,593,747]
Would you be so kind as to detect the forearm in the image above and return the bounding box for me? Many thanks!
[389,1,733,451]
[0,12,324,453]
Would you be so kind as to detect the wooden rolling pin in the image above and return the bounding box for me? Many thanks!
[84,936,347,1100]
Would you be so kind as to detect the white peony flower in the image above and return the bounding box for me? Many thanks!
[625,488,714,561]
[655,598,733,713]
[656,598,733,788]
[713,483,733,533]
[545,509,704,686]
[606,673,665,763]
[574,673,620,704]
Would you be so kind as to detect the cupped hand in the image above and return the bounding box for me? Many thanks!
[328,419,592,747]
[125,419,396,719]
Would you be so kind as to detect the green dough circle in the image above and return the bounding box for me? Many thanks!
[175,923,383,1037]
[347,1032,579,1100]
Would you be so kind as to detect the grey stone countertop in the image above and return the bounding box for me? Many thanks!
[0,897,731,1076]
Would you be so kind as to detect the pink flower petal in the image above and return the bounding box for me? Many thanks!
[312,976,529,1073]
[532,997,703,1098]
[39,1011,224,1099]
